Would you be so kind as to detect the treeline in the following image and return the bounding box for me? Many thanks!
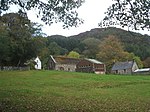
[0,13,150,72]
[46,28,150,69]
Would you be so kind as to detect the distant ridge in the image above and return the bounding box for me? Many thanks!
[69,27,148,40]
[48,27,150,60]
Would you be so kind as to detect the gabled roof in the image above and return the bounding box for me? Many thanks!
[50,55,56,63]
[85,59,103,64]
[52,56,81,64]
[34,56,41,62]
[112,61,134,70]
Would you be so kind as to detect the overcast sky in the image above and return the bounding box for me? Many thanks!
[26,0,149,36]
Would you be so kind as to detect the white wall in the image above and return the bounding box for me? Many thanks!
[34,57,41,70]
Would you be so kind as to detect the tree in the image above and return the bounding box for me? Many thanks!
[143,57,150,67]
[96,35,142,72]
[125,53,143,68]
[32,37,48,56]
[67,51,80,58]
[48,42,62,55]
[82,38,100,58]
[0,0,84,28]
[30,22,46,37]
[100,0,150,30]
[0,13,36,66]
[0,21,10,68]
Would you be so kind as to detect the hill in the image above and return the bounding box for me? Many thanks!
[48,27,150,60]
[69,27,150,41]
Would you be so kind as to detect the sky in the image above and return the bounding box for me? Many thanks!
[27,0,114,36]
[8,0,150,36]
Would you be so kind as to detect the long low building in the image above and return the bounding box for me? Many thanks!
[47,55,106,74]
[76,59,106,74]
[133,68,150,74]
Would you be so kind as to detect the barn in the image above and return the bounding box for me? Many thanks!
[76,59,106,74]
[47,55,81,72]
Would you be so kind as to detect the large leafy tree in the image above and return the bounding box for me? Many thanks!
[67,51,80,58]
[0,21,10,68]
[100,0,150,30]
[1,13,36,66]
[82,38,100,58]
[96,35,143,72]
[0,0,84,28]
[143,57,150,67]
[30,22,46,37]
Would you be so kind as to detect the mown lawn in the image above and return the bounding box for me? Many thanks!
[0,70,150,112]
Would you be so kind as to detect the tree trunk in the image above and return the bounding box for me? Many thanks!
[17,59,21,67]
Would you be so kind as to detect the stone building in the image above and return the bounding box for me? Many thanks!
[47,55,81,72]
[111,61,138,74]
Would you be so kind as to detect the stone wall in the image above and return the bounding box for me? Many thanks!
[55,64,76,72]
[0,66,30,71]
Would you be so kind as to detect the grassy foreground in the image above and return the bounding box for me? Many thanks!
[0,70,150,112]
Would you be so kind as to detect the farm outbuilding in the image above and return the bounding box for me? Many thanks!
[47,55,81,72]
[76,59,106,74]
[134,68,150,75]
[111,61,138,74]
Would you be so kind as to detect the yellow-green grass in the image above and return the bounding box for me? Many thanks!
[0,70,150,112]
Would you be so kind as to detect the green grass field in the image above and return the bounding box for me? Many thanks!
[0,70,150,112]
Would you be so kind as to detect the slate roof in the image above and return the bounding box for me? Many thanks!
[85,59,103,64]
[112,61,134,71]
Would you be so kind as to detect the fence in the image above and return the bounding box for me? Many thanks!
[0,66,30,71]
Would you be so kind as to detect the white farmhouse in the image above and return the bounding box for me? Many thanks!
[34,57,41,70]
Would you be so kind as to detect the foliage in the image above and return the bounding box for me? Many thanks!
[47,35,81,52]
[32,37,48,56]
[0,13,37,66]
[96,35,124,72]
[30,22,46,37]
[70,27,150,61]
[48,42,63,55]
[32,37,64,69]
[143,57,150,67]
[0,0,84,28]
[99,0,150,30]
[0,23,10,68]
[0,70,150,111]
[96,35,143,72]
[67,51,80,58]
[128,53,143,68]
[82,38,100,58]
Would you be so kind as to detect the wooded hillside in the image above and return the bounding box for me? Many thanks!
[47,27,150,69]
[48,27,150,59]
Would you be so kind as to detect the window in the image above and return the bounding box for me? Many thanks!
[116,70,118,74]
[68,68,70,71]
[124,69,126,73]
